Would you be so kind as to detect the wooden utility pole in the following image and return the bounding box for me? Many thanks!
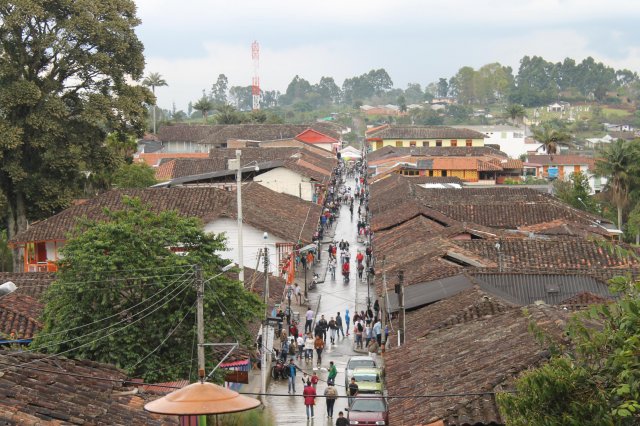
[195,265,205,379]
[261,240,269,404]
[380,256,387,352]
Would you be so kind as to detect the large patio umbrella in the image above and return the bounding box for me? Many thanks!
[144,381,261,422]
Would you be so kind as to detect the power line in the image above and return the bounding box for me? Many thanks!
[0,276,193,372]
[24,268,195,340]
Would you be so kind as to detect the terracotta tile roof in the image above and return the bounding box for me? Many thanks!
[154,159,177,180]
[560,291,612,310]
[367,145,507,162]
[295,128,339,144]
[477,159,502,171]
[135,152,209,167]
[366,125,486,140]
[0,352,175,425]
[431,157,478,170]
[10,184,321,245]
[518,219,612,238]
[156,124,218,142]
[0,272,55,301]
[385,305,569,425]
[0,293,42,339]
[197,123,342,145]
[527,154,596,168]
[454,239,638,270]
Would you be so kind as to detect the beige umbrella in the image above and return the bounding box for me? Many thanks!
[144,381,260,417]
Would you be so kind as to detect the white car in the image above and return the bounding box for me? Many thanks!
[344,355,377,389]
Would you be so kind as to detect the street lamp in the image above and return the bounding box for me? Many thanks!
[229,150,260,285]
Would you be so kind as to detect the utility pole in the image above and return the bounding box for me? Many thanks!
[396,270,405,347]
[236,149,244,284]
[380,256,387,353]
[195,265,205,379]
[261,234,269,403]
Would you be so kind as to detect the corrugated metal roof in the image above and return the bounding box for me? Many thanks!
[387,274,473,311]
[471,273,615,306]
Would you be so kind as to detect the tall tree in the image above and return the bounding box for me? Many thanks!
[553,171,598,213]
[0,0,152,240]
[142,72,168,134]
[436,78,449,98]
[532,123,572,156]
[214,104,243,124]
[210,73,228,106]
[193,96,214,122]
[594,139,640,235]
[33,197,262,381]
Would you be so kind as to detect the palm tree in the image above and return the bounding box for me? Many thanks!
[142,72,168,134]
[505,104,526,125]
[193,96,213,123]
[594,139,640,237]
[532,123,572,156]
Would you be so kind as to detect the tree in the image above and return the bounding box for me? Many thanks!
[532,123,572,155]
[505,104,526,125]
[316,76,341,104]
[436,78,449,98]
[498,275,640,425]
[397,95,407,113]
[210,74,229,106]
[229,86,254,111]
[404,83,424,104]
[193,96,214,122]
[0,0,152,241]
[595,139,640,233]
[111,163,157,188]
[553,172,598,213]
[33,197,262,382]
[142,72,168,134]
[214,104,244,124]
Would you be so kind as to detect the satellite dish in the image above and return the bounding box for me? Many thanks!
[0,281,17,296]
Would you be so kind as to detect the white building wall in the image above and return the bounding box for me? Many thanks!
[204,218,286,272]
[253,167,315,201]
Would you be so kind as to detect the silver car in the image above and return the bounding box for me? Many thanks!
[344,355,377,389]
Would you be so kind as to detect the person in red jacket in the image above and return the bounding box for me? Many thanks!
[356,251,364,266]
[342,261,350,282]
[303,379,317,419]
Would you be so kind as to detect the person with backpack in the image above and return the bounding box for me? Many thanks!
[314,334,325,366]
[335,312,344,338]
[324,380,338,418]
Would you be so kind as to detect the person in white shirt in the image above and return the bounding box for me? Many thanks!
[297,334,305,360]
[305,307,314,334]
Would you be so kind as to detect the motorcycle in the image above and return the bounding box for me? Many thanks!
[271,357,289,380]
[308,273,319,290]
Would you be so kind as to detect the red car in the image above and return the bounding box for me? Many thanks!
[346,396,389,425]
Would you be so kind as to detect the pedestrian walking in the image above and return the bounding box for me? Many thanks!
[348,377,359,405]
[336,312,344,338]
[287,359,297,393]
[355,321,363,349]
[303,380,316,419]
[373,318,382,346]
[357,262,364,280]
[304,332,314,361]
[324,381,338,418]
[297,333,304,360]
[336,412,349,426]
[318,314,328,342]
[327,361,337,383]
[294,283,302,305]
[328,317,337,344]
[314,335,325,366]
[345,309,350,336]
[305,307,313,334]
[311,371,319,388]
[367,338,379,363]
[328,257,336,280]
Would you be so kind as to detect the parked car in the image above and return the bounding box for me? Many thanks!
[345,355,377,388]
[346,395,389,426]
[351,367,383,394]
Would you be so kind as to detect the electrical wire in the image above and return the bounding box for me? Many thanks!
[0,276,193,372]
[23,268,195,340]
[130,300,196,370]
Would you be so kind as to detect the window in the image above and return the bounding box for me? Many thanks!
[436,140,442,147]
[428,170,434,177]
[442,170,448,176]
[410,140,417,147]
[395,141,403,147]
[466,139,472,147]
[422,141,429,147]
[450,140,457,147]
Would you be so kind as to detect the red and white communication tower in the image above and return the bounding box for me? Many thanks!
[251,41,260,110]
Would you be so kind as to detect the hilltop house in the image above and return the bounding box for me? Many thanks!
[526,154,605,193]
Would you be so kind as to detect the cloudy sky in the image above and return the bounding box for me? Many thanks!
[135,0,640,111]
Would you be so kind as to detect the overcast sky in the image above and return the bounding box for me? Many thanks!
[135,0,640,111]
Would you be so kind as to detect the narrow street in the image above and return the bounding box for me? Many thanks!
[266,179,370,424]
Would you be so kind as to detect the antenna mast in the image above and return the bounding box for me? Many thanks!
[251,41,260,110]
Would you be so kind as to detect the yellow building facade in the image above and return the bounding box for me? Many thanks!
[366,125,487,152]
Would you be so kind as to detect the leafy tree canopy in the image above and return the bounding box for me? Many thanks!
[498,275,640,425]
[0,0,153,238]
[111,162,157,188]
[32,197,262,382]
[553,171,598,213]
